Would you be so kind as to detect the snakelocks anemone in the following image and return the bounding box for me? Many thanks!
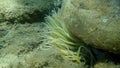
[45,10,95,67]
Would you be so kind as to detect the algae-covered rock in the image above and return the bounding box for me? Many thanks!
[60,0,120,54]
[0,0,60,23]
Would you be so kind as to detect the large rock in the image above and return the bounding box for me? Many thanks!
[0,0,60,23]
[60,0,120,54]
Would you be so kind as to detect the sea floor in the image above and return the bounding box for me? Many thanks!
[0,22,120,68]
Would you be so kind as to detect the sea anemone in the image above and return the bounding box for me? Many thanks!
[45,11,95,67]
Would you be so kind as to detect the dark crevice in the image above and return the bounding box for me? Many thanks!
[89,45,120,64]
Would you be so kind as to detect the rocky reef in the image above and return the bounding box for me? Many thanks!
[0,0,120,68]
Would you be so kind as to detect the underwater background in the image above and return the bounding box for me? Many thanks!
[0,0,120,68]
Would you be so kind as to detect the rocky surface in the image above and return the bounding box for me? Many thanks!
[0,0,60,23]
[60,0,120,54]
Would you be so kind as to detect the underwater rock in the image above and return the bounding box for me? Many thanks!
[60,0,120,54]
[0,0,60,23]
